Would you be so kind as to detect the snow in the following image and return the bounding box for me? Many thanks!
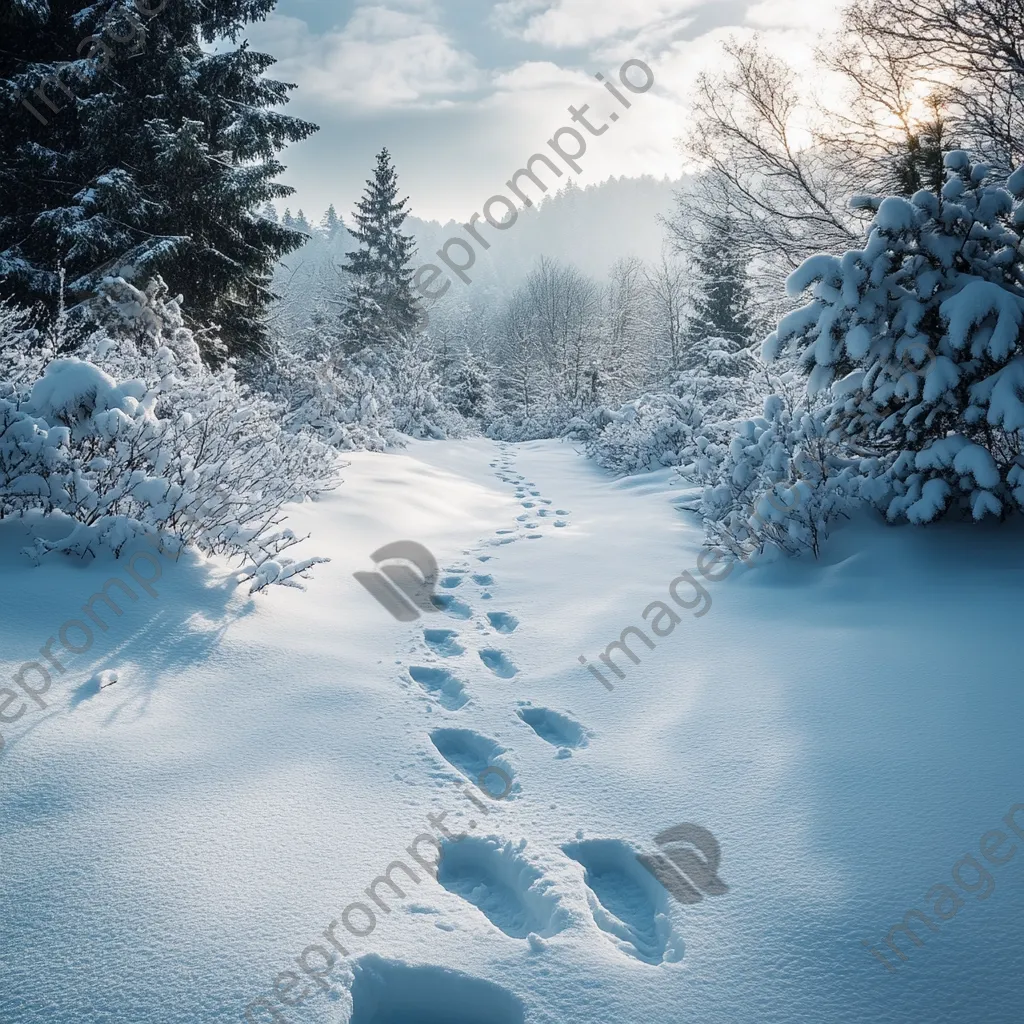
[1,437,1023,1024]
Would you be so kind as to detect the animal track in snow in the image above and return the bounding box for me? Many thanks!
[554,521,568,528]
[408,666,470,710]
[517,706,590,751]
[555,509,569,516]
[479,649,518,678]
[439,575,464,589]
[521,501,535,509]
[472,574,493,586]
[429,728,518,797]
[349,956,526,1024]
[438,837,566,940]
[486,612,518,633]
[561,839,683,964]
[431,595,473,619]
[423,629,464,658]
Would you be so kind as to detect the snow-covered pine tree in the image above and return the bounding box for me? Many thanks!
[690,213,757,355]
[766,152,1024,524]
[0,0,317,362]
[341,148,421,353]
[447,346,495,423]
[321,205,343,241]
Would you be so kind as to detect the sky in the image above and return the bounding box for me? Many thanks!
[242,0,846,224]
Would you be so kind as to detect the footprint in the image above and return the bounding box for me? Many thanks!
[516,513,530,522]
[349,956,525,1024]
[438,837,566,939]
[408,666,469,710]
[554,521,568,528]
[517,706,590,751]
[479,649,518,678]
[486,612,518,634]
[477,556,492,563]
[424,629,464,658]
[561,840,683,964]
[529,490,541,496]
[431,595,473,619]
[538,498,553,505]
[521,501,535,509]
[472,574,493,586]
[439,575,464,589]
[555,510,569,516]
[495,529,515,535]
[526,534,542,540]
[429,728,518,798]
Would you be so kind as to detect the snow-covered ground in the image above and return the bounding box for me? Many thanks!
[2,438,1023,1024]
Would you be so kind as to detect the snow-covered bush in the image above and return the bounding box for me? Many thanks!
[767,152,1024,524]
[581,392,705,474]
[685,382,861,558]
[579,344,764,475]
[0,279,339,590]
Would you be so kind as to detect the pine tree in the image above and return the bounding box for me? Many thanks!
[259,202,279,223]
[691,213,756,354]
[0,0,318,362]
[894,95,952,198]
[321,204,343,241]
[341,148,420,352]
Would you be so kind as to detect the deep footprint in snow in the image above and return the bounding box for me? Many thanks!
[439,575,464,589]
[438,837,566,939]
[431,595,473,619]
[349,956,526,1024]
[472,574,493,586]
[408,666,470,710]
[429,728,518,798]
[479,649,518,678]
[561,839,682,964]
[486,612,519,634]
[521,501,535,509]
[517,706,590,752]
[423,629,464,658]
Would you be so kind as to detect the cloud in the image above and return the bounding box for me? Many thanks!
[492,0,707,49]
[246,4,481,111]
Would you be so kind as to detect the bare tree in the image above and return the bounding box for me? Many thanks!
[844,0,1024,174]
[669,39,864,292]
[525,257,601,409]
[643,253,693,377]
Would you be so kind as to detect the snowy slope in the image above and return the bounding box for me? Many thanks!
[1,438,1023,1024]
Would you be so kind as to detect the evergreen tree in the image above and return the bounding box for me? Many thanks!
[0,0,318,362]
[293,209,312,234]
[282,208,295,229]
[321,204,343,241]
[894,95,952,198]
[767,152,1024,524]
[259,202,279,223]
[690,213,756,354]
[341,148,420,352]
